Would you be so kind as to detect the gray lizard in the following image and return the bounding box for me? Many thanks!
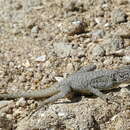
[0,64,130,105]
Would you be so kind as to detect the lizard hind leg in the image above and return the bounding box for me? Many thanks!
[40,85,71,105]
[87,85,108,102]
[27,88,71,118]
[43,91,67,105]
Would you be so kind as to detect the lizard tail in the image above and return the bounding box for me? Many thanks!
[0,85,60,99]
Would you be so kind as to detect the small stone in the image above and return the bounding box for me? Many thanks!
[111,49,125,56]
[122,55,130,64]
[6,114,13,120]
[121,87,130,94]
[13,109,22,117]
[76,47,85,57]
[16,97,26,107]
[91,30,105,41]
[55,77,64,82]
[104,23,111,27]
[58,111,68,117]
[103,58,113,65]
[120,88,130,98]
[35,55,46,62]
[22,60,30,67]
[31,26,39,33]
[25,19,36,29]
[92,45,105,57]
[53,42,73,58]
[66,63,74,73]
[95,17,102,25]
[102,34,124,55]
[111,8,127,24]
[67,21,86,36]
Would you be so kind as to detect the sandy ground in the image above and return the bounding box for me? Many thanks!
[0,0,130,129]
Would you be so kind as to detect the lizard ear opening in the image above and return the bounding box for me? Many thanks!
[111,73,118,82]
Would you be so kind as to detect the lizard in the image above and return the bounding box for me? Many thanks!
[0,64,130,105]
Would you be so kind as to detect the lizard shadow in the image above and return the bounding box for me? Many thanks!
[55,85,130,104]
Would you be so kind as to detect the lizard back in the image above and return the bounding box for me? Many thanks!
[67,67,130,93]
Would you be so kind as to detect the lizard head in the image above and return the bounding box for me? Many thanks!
[112,66,130,83]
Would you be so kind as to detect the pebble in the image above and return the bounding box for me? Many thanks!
[22,60,31,67]
[91,29,105,41]
[1,0,130,129]
[35,55,46,62]
[102,34,124,55]
[53,42,73,58]
[31,26,39,33]
[66,63,74,73]
[111,8,127,24]
[25,19,36,29]
[103,58,113,65]
[120,87,130,98]
[67,20,86,36]
[13,109,22,117]
[16,97,26,107]
[55,76,64,82]
[58,111,68,117]
[95,17,102,25]
[104,23,111,27]
[92,45,105,57]
[112,49,125,56]
[122,55,130,64]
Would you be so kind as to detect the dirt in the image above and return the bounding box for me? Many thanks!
[0,0,130,129]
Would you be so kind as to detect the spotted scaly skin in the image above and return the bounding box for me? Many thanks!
[0,64,130,105]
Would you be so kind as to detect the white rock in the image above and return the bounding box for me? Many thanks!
[16,97,26,107]
[122,55,130,64]
[58,111,68,118]
[35,55,46,62]
[31,26,39,33]
[66,63,74,73]
[55,76,64,82]
[113,49,125,56]
[72,20,82,25]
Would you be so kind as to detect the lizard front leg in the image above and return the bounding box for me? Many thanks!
[78,64,97,73]
[87,85,110,102]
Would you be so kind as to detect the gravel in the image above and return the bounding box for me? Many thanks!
[0,0,130,129]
